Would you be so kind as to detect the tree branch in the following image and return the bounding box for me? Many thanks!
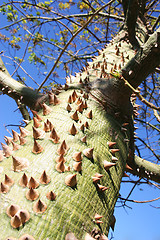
[152,15,160,31]
[15,100,31,120]
[135,118,160,133]
[153,109,160,123]
[145,0,158,12]
[0,13,124,31]
[127,155,160,183]
[0,68,47,110]
[136,137,160,162]
[0,56,32,118]
[122,27,160,88]
[119,195,160,204]
[120,74,160,111]
[122,0,143,47]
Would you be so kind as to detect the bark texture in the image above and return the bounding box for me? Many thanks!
[0,2,160,238]
[0,86,129,239]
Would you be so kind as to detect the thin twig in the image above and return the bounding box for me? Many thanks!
[121,75,160,111]
[152,15,160,31]
[0,13,123,31]
[24,27,74,57]
[11,29,34,78]
[135,118,160,133]
[137,136,160,161]
[82,0,96,12]
[119,195,160,203]
[146,0,159,11]
[123,178,142,205]
[56,19,73,35]
[3,55,39,87]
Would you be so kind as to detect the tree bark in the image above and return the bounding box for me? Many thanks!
[0,4,160,239]
[0,86,128,239]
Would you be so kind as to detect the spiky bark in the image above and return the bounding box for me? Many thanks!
[0,2,160,239]
[0,86,129,239]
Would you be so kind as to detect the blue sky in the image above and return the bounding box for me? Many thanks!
[0,1,160,240]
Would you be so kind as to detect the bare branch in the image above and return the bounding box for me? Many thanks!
[119,195,160,203]
[146,0,158,11]
[0,65,46,110]
[152,15,160,31]
[137,137,159,162]
[122,0,141,47]
[127,155,160,183]
[0,13,124,31]
[122,178,142,205]
[123,27,160,89]
[15,100,31,120]
[11,31,33,78]
[155,67,160,73]
[4,55,39,87]
[153,109,160,122]
[120,75,160,111]
[135,118,160,133]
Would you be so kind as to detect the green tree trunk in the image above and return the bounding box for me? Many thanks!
[0,84,129,239]
[0,13,160,239]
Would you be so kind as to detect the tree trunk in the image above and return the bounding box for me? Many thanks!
[0,12,160,240]
[0,84,129,239]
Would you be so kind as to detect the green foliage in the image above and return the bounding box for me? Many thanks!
[77,1,89,11]
[59,2,70,10]
[28,52,46,65]
[14,57,24,63]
